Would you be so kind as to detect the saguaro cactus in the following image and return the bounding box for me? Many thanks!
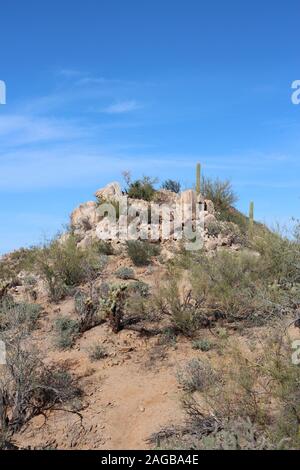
[249,201,254,237]
[196,162,201,194]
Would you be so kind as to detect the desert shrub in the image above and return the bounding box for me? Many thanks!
[215,327,229,340]
[161,179,181,193]
[22,274,38,301]
[260,332,300,448]
[192,339,214,352]
[126,240,160,266]
[88,343,108,361]
[54,317,80,349]
[0,299,41,332]
[0,339,81,435]
[115,267,135,280]
[97,282,110,299]
[74,290,105,333]
[220,221,245,245]
[218,206,248,231]
[123,282,151,322]
[177,358,219,393]
[74,290,92,316]
[205,219,246,245]
[205,219,223,237]
[253,225,300,287]
[202,177,238,213]
[0,247,40,285]
[97,240,114,255]
[153,332,299,450]
[190,250,282,325]
[152,280,207,336]
[45,276,70,303]
[198,417,273,450]
[128,280,150,298]
[127,176,157,201]
[36,235,105,301]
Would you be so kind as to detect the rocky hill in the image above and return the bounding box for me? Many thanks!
[0,179,299,450]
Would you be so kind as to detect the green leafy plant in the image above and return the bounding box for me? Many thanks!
[54,317,80,349]
[162,179,181,193]
[192,338,214,352]
[115,267,135,280]
[127,176,157,201]
[126,240,160,266]
[97,240,114,255]
[88,343,108,361]
[0,299,41,332]
[129,280,150,297]
[36,235,105,301]
[202,177,238,213]
[177,358,219,392]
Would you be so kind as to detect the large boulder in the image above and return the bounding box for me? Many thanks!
[153,189,179,205]
[179,189,197,208]
[95,182,122,202]
[204,199,215,214]
[71,201,100,229]
[127,198,149,223]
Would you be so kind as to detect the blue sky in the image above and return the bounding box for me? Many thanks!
[0,0,300,253]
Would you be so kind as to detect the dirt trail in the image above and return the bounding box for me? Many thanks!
[13,305,186,450]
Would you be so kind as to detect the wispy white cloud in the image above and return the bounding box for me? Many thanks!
[0,114,86,147]
[0,145,194,191]
[102,100,141,114]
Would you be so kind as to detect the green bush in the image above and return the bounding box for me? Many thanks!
[205,219,223,237]
[0,246,39,283]
[36,235,105,301]
[115,267,135,280]
[97,240,114,255]
[202,177,238,213]
[192,339,214,352]
[129,280,150,297]
[0,339,81,436]
[127,176,157,201]
[88,343,108,361]
[0,299,41,332]
[190,250,279,325]
[54,317,80,349]
[177,358,219,393]
[161,179,181,193]
[206,219,245,245]
[253,225,300,286]
[126,240,160,266]
[152,280,206,336]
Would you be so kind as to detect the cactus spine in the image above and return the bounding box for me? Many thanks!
[196,162,201,194]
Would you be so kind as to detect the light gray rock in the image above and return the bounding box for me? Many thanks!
[70,201,100,233]
[95,182,122,202]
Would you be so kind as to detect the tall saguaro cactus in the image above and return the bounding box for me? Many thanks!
[196,162,201,194]
[249,201,254,237]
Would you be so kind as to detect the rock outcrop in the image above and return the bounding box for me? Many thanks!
[70,182,241,252]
